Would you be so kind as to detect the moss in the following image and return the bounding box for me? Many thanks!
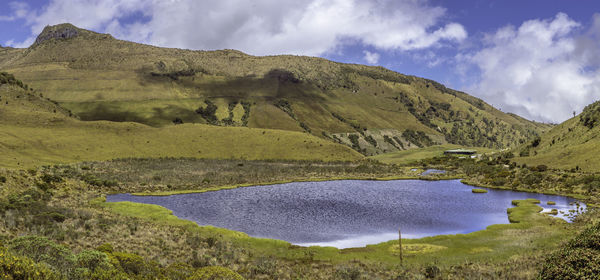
[507,199,542,223]
[388,243,447,255]
[471,188,488,193]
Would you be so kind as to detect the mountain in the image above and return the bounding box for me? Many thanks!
[0,71,360,168]
[515,100,600,171]
[0,23,551,155]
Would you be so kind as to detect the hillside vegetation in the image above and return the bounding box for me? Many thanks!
[515,100,600,171]
[0,73,361,168]
[0,24,551,156]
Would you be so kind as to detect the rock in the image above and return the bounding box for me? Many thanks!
[34,23,80,45]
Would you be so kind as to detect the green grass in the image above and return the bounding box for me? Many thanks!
[472,188,488,193]
[0,122,361,169]
[369,144,496,165]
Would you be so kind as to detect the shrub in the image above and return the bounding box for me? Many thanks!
[76,250,112,272]
[97,243,114,254]
[8,235,76,272]
[539,223,600,279]
[531,136,541,147]
[0,246,61,280]
[111,252,149,275]
[536,165,548,172]
[348,134,361,151]
[173,117,184,125]
[187,266,244,280]
[196,100,219,125]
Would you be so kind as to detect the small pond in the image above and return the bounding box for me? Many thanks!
[107,179,585,248]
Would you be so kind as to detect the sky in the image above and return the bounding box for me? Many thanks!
[1,0,600,123]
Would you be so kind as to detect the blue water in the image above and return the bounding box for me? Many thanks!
[421,169,446,175]
[107,179,584,248]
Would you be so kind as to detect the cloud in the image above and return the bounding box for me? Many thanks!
[0,1,30,21]
[462,13,600,123]
[363,50,380,64]
[7,0,466,56]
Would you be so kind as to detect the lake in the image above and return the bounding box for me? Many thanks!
[106,179,584,248]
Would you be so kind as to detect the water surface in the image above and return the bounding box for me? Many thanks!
[107,179,583,248]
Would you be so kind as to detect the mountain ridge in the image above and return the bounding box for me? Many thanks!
[0,23,552,155]
[515,100,600,171]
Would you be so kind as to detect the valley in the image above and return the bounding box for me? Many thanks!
[0,23,598,280]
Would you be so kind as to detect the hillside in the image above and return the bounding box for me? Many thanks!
[0,23,551,156]
[515,100,600,171]
[0,72,361,168]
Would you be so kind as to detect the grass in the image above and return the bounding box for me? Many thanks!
[0,122,361,169]
[548,201,556,205]
[472,188,488,193]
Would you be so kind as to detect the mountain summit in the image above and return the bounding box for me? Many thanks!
[33,23,113,46]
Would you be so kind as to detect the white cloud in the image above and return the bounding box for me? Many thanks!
[0,2,31,21]
[463,13,600,123]
[7,0,466,56]
[363,50,380,64]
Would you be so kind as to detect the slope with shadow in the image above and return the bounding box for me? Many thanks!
[0,24,551,156]
[515,100,600,171]
[0,72,362,168]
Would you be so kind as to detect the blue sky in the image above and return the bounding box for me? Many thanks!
[1,0,599,123]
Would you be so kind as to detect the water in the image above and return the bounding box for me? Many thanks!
[107,179,584,248]
[421,169,446,176]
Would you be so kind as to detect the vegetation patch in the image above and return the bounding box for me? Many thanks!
[472,188,488,193]
[388,243,447,255]
[402,129,435,148]
[540,222,600,279]
[195,99,219,125]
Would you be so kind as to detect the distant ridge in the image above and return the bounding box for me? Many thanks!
[515,100,600,171]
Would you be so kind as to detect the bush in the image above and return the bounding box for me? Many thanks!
[539,223,600,279]
[8,235,76,272]
[97,243,114,254]
[0,246,61,280]
[187,266,244,280]
[531,136,541,147]
[111,251,158,276]
[536,165,548,172]
[76,250,112,272]
[196,100,219,125]
[348,134,361,151]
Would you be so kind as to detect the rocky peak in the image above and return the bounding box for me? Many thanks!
[34,23,81,45]
[33,23,112,46]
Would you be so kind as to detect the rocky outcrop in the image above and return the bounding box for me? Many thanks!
[33,23,81,45]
